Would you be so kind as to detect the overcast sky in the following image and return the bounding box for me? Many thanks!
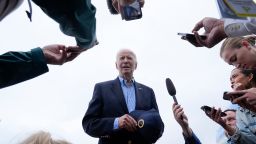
[0,0,236,143]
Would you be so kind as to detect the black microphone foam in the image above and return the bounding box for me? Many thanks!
[166,78,178,104]
[166,78,176,96]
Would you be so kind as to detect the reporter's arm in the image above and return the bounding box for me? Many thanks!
[224,18,256,37]
[0,47,49,88]
[183,131,202,144]
[172,104,201,143]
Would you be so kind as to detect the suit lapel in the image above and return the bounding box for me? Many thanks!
[135,82,143,110]
[112,78,129,113]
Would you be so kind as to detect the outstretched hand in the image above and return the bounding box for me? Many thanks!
[172,103,192,137]
[172,103,188,129]
[227,89,256,112]
[112,0,145,13]
[192,17,227,48]
[205,107,226,127]
[42,44,85,65]
[204,106,236,136]
[66,46,87,62]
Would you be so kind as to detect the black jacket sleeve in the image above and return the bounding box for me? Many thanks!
[0,47,49,89]
[183,131,202,144]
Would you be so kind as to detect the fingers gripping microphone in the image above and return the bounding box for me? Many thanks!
[166,78,178,104]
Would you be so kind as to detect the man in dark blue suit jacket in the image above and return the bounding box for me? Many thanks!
[82,49,162,144]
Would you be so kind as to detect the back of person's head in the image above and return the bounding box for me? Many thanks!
[0,0,24,21]
[20,131,71,144]
[220,36,256,57]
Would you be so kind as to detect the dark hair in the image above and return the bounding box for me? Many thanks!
[106,0,118,14]
[223,109,236,113]
[240,69,256,84]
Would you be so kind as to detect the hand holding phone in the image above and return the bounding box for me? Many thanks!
[119,0,142,21]
[223,91,244,100]
[201,105,227,117]
[178,33,206,47]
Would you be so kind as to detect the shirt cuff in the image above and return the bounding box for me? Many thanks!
[113,118,119,130]
[224,18,251,37]
[31,47,49,73]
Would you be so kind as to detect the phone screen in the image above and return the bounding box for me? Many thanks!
[119,0,142,21]
[201,105,227,117]
[178,33,206,39]
[178,33,206,47]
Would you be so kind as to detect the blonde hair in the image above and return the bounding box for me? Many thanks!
[20,131,71,144]
[220,35,256,57]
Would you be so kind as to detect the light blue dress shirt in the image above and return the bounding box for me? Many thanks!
[227,107,256,144]
[113,77,136,129]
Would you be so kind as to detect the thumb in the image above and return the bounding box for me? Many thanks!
[58,45,66,51]
[57,48,67,65]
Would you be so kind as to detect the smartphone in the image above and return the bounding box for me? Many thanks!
[119,0,142,21]
[223,91,244,100]
[201,105,227,117]
[178,33,207,46]
[178,33,207,40]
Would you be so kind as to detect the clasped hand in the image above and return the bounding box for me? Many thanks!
[118,114,138,132]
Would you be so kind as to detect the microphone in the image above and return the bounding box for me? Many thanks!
[165,78,178,104]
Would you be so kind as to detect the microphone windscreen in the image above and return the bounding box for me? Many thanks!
[165,78,176,96]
